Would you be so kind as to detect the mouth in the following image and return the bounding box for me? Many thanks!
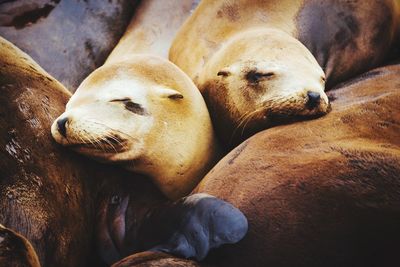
[66,135,128,153]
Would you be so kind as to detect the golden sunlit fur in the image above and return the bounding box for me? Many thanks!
[170,0,330,146]
[52,55,220,200]
[51,0,220,200]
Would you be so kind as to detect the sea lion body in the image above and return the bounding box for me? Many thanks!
[193,63,400,267]
[0,36,106,267]
[51,0,220,200]
[170,0,400,146]
[106,0,200,62]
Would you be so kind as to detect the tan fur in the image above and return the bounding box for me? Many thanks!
[51,0,220,200]
[194,63,400,267]
[170,0,330,147]
[106,0,198,62]
[170,0,304,79]
[170,0,400,147]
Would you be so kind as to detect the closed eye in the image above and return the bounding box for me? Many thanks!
[110,98,149,116]
[246,70,275,83]
[110,98,131,102]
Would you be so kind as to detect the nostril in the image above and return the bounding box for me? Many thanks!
[306,91,321,109]
[57,117,68,138]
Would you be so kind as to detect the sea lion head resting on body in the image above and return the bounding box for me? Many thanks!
[51,54,218,200]
[198,28,330,146]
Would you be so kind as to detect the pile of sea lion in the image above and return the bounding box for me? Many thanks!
[1,0,399,266]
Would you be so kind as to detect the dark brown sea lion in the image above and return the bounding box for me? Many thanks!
[0,35,107,267]
[0,0,137,91]
[193,62,400,267]
[170,0,400,147]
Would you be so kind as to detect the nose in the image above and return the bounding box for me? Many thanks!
[57,117,68,138]
[306,91,321,110]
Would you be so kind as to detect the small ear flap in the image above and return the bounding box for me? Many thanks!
[217,67,231,77]
[156,87,184,100]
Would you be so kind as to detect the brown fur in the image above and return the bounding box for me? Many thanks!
[171,0,399,87]
[112,251,212,267]
[0,36,179,267]
[194,63,400,267]
[296,0,400,87]
[0,36,138,267]
[0,36,96,266]
[0,225,40,267]
[170,0,399,147]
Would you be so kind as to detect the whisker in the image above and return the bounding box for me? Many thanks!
[86,119,138,141]
[230,110,255,143]
[85,131,105,152]
[240,109,261,137]
[101,134,119,153]
[104,133,124,147]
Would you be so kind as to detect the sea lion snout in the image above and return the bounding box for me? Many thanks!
[56,117,68,137]
[306,91,321,110]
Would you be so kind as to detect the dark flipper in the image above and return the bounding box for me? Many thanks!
[145,193,248,261]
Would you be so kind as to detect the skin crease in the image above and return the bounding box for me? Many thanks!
[170,0,400,147]
[51,0,221,200]
[0,224,41,267]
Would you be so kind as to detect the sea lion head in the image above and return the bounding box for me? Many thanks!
[198,28,330,146]
[51,55,215,199]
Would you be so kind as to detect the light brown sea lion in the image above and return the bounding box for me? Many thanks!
[170,0,400,147]
[0,33,246,267]
[51,0,221,200]
[193,62,400,267]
